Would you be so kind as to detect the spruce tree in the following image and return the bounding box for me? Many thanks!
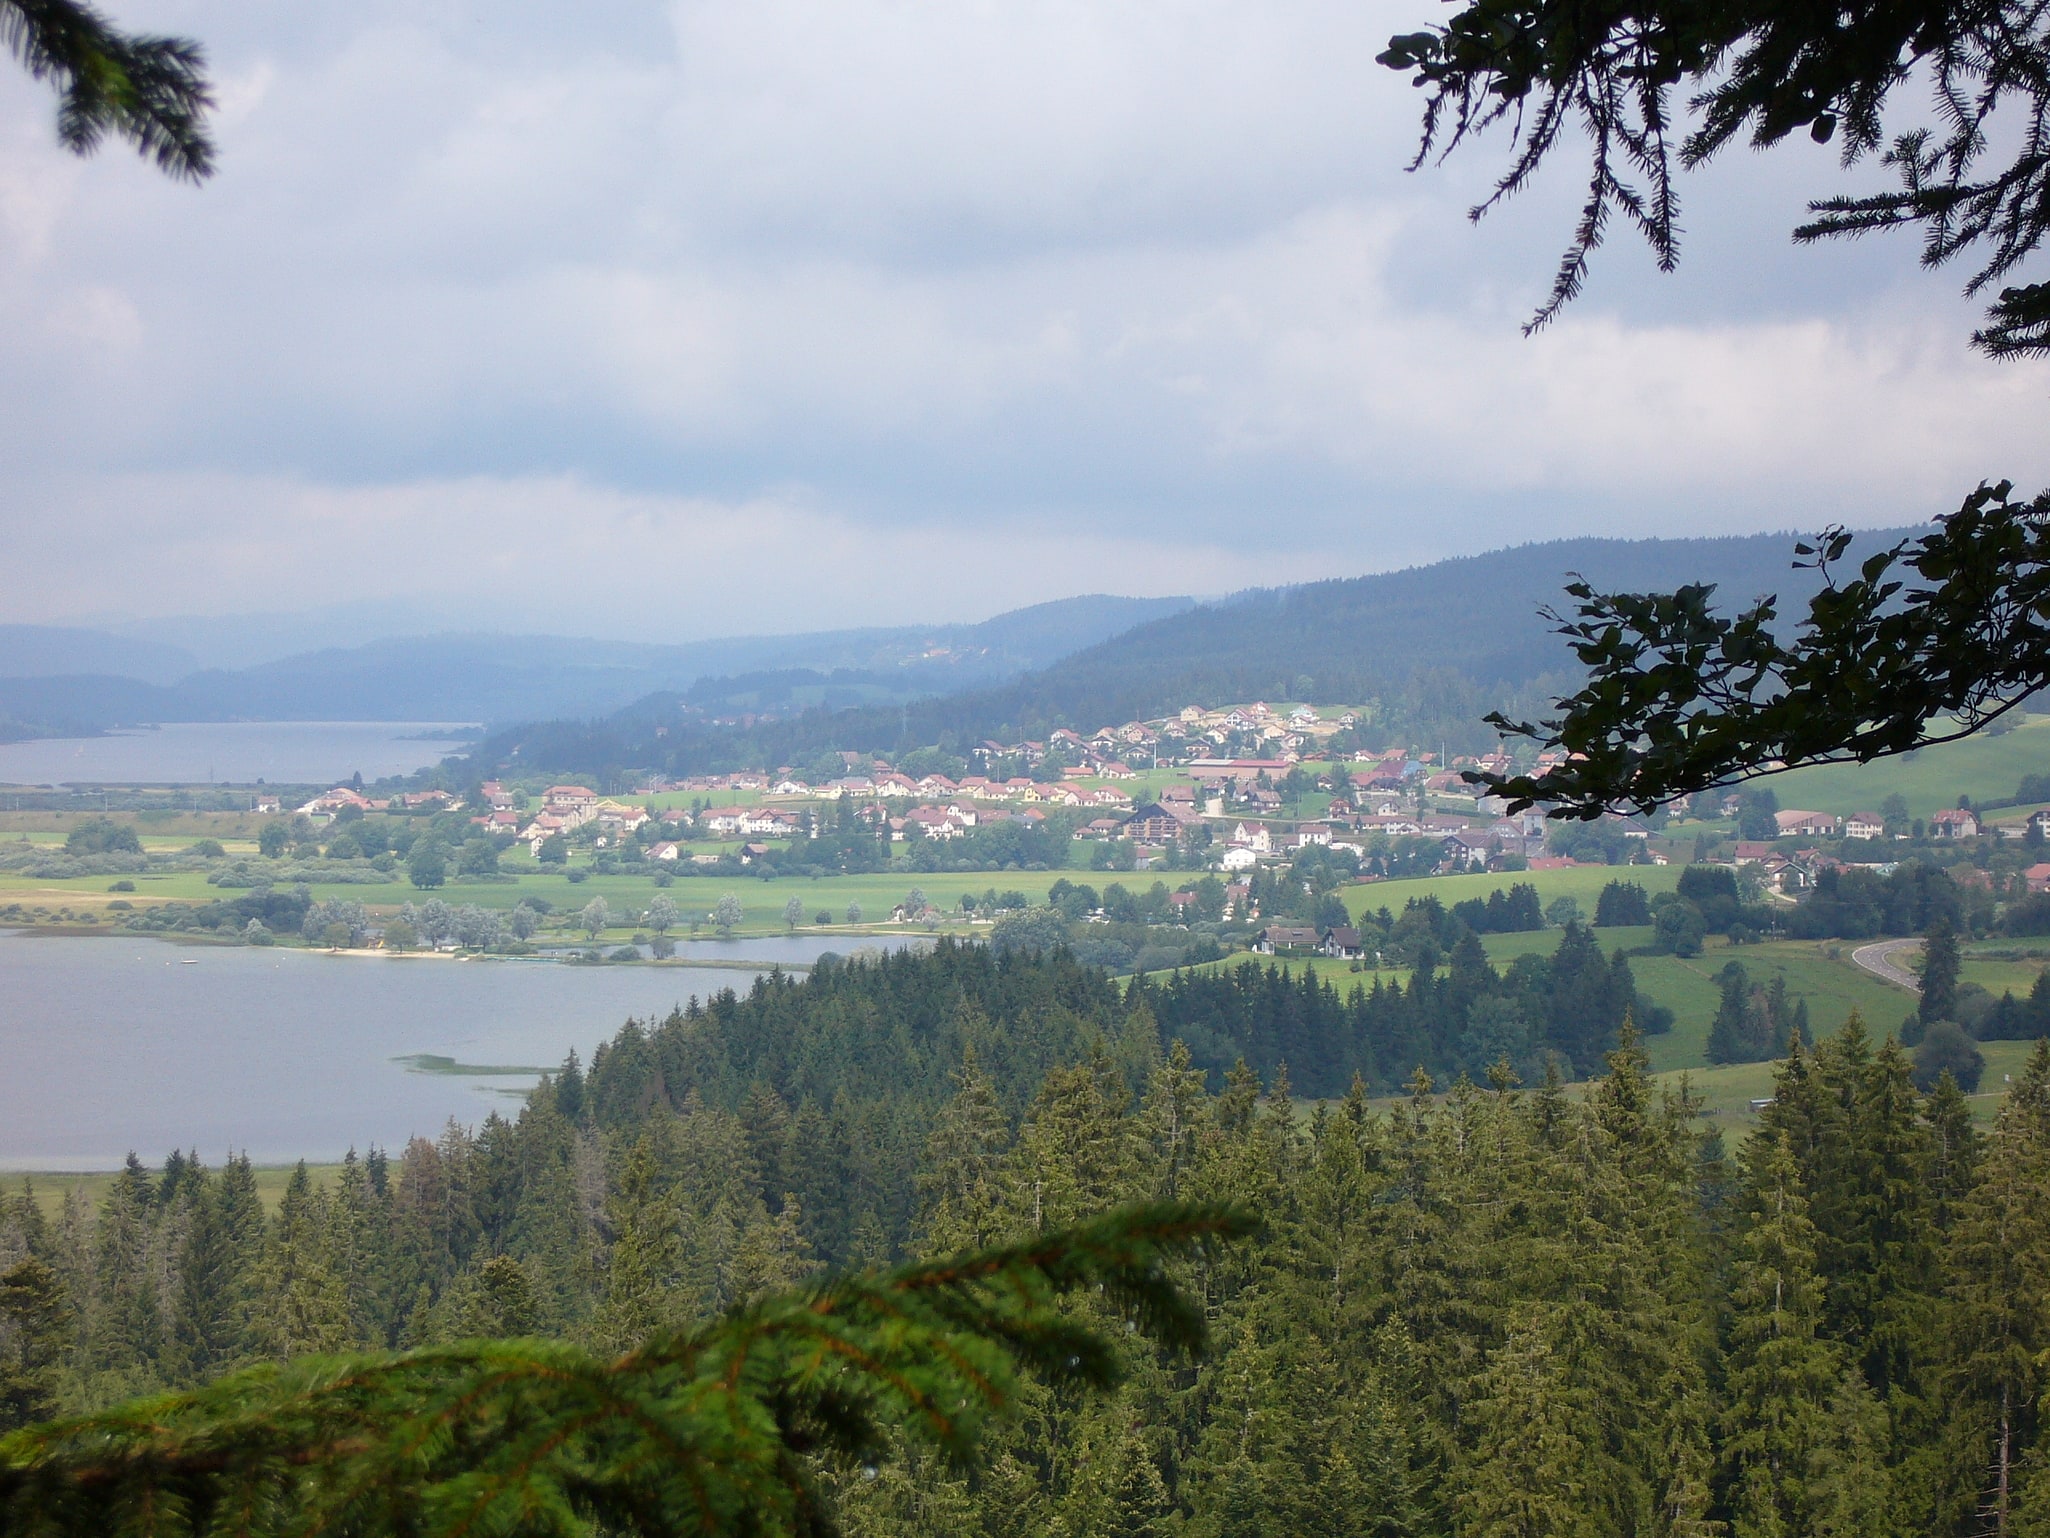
[0,1258,68,1431]
[1925,1070,1983,1234]
[1840,1038,1939,1403]
[1719,1132,1842,1537]
[1708,964,1755,1065]
[591,1134,686,1353]
[252,1165,350,1360]
[1921,916,1963,1026]
[167,1163,239,1384]
[1453,1305,1596,1538]
[1938,1039,2050,1536]
[916,1048,1011,1253]
[1807,1370,1898,1538]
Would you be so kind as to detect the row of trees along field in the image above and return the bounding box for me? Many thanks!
[5,942,2049,1535]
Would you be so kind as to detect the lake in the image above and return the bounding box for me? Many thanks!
[0,933,927,1169]
[0,721,478,788]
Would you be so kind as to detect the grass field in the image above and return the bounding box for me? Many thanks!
[1963,955,2049,998]
[1764,715,2050,819]
[1654,1038,2039,1136]
[1631,938,1921,1069]
[0,865,1095,944]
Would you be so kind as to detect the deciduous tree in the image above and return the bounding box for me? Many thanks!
[1383,0,2050,813]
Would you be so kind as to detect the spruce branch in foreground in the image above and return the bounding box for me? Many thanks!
[1,0,214,179]
[0,1200,1250,1538]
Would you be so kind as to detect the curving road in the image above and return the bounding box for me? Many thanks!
[1852,937,1923,994]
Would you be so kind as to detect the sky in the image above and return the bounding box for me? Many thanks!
[1,0,2045,644]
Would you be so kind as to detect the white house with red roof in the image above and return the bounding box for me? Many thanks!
[1931,808,1982,839]
[1774,809,1840,839]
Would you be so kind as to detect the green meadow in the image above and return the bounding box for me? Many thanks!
[1763,713,2050,818]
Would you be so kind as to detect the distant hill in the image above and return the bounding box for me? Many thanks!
[0,626,197,686]
[0,594,1194,739]
[457,526,1925,780]
[944,529,1922,734]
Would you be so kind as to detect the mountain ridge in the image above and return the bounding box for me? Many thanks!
[455,525,1925,779]
[0,594,1196,740]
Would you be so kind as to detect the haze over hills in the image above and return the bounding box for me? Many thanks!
[0,626,201,687]
[463,526,1923,779]
[0,595,1195,741]
[3,526,1925,761]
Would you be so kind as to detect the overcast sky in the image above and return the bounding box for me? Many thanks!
[2,0,2044,642]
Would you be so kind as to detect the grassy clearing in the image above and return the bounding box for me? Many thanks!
[0,866,1092,941]
[1628,939,1913,1070]
[1652,1038,2039,1137]
[0,810,272,841]
[506,870,1078,931]
[1764,715,2050,818]
[1963,955,2048,998]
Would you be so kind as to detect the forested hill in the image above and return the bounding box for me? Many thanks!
[1017,529,1910,712]
[466,525,1919,777]
[0,594,1192,740]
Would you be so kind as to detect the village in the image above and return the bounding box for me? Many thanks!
[285,699,2044,920]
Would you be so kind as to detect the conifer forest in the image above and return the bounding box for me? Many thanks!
[3,940,2047,1536]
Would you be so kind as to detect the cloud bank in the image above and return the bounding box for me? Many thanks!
[0,0,2042,639]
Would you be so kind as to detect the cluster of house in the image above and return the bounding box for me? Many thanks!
[1717,806,2005,893]
[954,705,1347,773]
[298,786,458,818]
[502,784,658,855]
[1253,923,1368,959]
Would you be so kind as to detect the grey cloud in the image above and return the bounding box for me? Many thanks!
[0,0,2041,631]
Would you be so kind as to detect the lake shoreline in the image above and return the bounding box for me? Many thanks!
[2,924,949,972]
[0,720,479,788]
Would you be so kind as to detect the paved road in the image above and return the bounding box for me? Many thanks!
[1852,937,1923,993]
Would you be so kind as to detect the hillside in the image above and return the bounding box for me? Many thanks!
[1759,713,2050,819]
[990,527,1921,721]
[0,594,1192,738]
[0,626,198,686]
[461,526,1923,777]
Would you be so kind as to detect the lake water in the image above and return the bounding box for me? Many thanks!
[0,934,927,1169]
[0,721,478,787]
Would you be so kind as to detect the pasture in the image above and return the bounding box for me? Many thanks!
[1764,715,2050,818]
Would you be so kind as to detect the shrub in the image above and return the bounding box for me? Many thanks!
[1913,1021,1985,1093]
[65,818,141,856]
[1653,900,1706,957]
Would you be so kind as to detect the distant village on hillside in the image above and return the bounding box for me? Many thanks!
[288,699,2038,900]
